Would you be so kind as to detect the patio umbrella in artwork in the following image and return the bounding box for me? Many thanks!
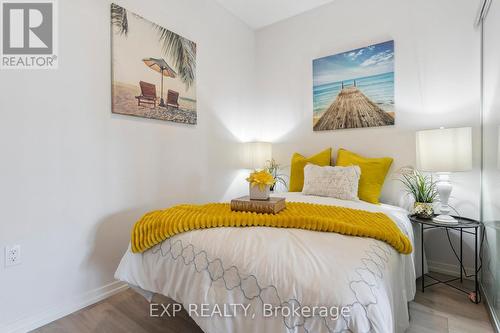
[142,57,177,107]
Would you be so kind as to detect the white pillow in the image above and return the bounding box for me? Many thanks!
[302,164,361,201]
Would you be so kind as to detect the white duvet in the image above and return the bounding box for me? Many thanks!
[115,192,416,333]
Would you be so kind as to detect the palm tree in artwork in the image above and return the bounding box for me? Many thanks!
[110,4,128,35]
[154,27,196,89]
[111,4,196,89]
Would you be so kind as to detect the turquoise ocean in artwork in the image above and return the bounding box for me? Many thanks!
[313,72,394,116]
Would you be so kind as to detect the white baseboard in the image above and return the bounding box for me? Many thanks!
[427,260,475,280]
[1,280,128,333]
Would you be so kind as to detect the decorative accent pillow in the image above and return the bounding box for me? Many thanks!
[335,148,393,204]
[302,164,361,201]
[289,148,332,192]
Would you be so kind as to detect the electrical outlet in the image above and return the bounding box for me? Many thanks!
[5,245,21,267]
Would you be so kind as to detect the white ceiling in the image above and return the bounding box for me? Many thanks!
[214,0,336,29]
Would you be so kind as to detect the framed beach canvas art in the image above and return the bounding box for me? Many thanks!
[111,4,197,124]
[313,40,395,131]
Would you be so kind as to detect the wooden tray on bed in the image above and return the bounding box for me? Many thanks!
[230,196,286,214]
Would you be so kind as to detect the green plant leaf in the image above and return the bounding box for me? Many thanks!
[398,170,437,203]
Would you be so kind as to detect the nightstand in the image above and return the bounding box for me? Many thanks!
[409,214,482,303]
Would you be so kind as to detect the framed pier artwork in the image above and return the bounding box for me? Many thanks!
[312,40,395,131]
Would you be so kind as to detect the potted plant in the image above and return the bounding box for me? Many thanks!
[265,159,287,192]
[398,169,438,219]
[246,170,275,200]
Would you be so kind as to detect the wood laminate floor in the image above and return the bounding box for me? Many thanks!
[408,273,494,333]
[32,273,494,333]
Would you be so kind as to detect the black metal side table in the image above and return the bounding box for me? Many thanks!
[409,214,482,304]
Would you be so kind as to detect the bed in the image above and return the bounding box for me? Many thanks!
[115,192,416,333]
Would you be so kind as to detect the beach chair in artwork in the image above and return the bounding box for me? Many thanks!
[166,89,180,109]
[135,81,158,107]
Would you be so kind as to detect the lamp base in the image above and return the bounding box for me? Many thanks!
[434,173,457,225]
[433,214,458,224]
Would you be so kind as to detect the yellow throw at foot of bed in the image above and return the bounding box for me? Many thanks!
[131,202,412,255]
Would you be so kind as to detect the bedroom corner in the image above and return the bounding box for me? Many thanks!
[0,0,498,333]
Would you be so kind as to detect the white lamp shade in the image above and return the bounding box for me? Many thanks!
[416,127,472,172]
[243,142,272,169]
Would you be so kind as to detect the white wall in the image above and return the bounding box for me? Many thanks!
[0,0,253,330]
[254,0,482,269]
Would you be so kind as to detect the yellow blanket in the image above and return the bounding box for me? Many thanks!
[131,202,412,254]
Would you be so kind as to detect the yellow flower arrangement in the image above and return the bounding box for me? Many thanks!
[246,170,276,190]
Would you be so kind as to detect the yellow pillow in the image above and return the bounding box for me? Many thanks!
[289,148,332,192]
[335,149,393,204]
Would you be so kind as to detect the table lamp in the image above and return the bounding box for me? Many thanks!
[416,127,472,224]
[243,142,272,170]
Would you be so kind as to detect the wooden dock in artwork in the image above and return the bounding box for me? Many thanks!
[313,85,394,131]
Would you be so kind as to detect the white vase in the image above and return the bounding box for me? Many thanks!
[249,184,270,200]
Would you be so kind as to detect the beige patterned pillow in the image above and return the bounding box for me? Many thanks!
[302,164,361,201]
